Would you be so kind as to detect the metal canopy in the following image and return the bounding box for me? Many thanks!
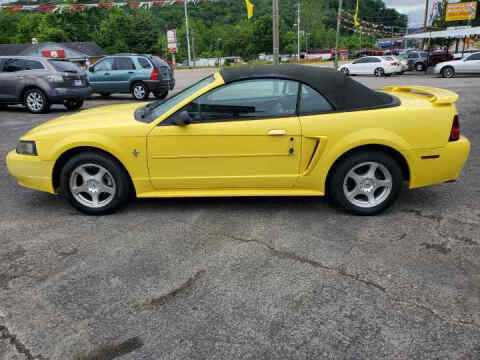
[404,27,480,39]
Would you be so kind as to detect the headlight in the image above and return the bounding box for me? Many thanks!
[47,74,63,82]
[16,141,37,156]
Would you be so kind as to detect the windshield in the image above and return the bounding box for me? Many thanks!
[48,60,81,73]
[135,75,215,123]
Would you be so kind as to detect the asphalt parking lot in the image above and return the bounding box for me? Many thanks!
[1,67,479,360]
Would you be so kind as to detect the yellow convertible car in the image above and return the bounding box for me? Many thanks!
[6,65,470,215]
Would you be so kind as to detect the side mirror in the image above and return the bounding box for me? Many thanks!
[173,110,192,126]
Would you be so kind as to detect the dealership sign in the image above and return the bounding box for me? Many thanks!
[446,1,477,21]
[167,29,177,54]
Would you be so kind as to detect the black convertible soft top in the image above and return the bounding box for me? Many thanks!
[219,65,396,111]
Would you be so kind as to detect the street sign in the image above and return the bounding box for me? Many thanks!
[446,1,477,22]
[167,29,177,54]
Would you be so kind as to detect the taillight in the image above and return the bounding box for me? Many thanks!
[150,68,159,80]
[390,62,398,66]
[449,115,460,141]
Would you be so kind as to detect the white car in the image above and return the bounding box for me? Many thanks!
[339,56,401,77]
[434,52,480,78]
[384,56,408,74]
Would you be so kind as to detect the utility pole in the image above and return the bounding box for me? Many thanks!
[297,0,301,62]
[272,0,280,65]
[192,31,196,67]
[334,0,343,69]
[184,0,192,67]
[421,0,429,50]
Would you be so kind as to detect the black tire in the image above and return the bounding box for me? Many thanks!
[374,68,385,77]
[441,66,455,78]
[100,92,111,98]
[0,104,8,110]
[153,91,168,99]
[340,67,350,76]
[415,62,425,72]
[60,151,131,215]
[131,82,150,100]
[64,99,84,111]
[24,88,50,114]
[327,151,403,216]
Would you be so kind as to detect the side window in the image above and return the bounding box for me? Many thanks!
[94,58,114,72]
[114,57,136,70]
[22,60,44,70]
[369,57,381,63]
[3,58,24,72]
[168,79,300,125]
[137,58,152,69]
[466,53,480,61]
[353,57,367,64]
[299,84,333,115]
[408,53,419,59]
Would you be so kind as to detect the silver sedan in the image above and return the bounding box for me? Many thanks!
[434,52,480,78]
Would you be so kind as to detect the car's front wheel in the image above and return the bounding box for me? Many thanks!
[24,88,50,114]
[328,151,403,215]
[60,151,131,215]
[131,82,150,100]
[64,99,84,111]
[340,67,350,76]
[441,66,455,78]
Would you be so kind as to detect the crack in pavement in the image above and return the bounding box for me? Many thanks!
[74,336,144,360]
[142,269,206,309]
[0,325,46,360]
[194,226,480,330]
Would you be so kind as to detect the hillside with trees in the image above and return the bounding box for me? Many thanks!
[0,0,407,61]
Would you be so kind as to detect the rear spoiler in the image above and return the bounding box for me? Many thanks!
[382,86,458,105]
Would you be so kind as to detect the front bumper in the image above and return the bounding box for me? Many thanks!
[409,136,471,189]
[6,150,55,194]
[47,86,93,103]
[145,79,175,93]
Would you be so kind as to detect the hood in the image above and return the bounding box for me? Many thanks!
[24,102,149,138]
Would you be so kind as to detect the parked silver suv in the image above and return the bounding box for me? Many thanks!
[0,56,92,113]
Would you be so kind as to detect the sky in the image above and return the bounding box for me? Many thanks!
[383,0,426,27]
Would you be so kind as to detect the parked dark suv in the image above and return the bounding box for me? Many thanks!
[87,54,175,100]
[0,56,92,114]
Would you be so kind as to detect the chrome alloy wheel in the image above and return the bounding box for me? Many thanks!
[343,162,393,209]
[69,163,116,209]
[133,84,146,99]
[26,91,44,112]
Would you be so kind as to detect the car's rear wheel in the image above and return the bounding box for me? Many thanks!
[60,151,131,215]
[415,62,425,71]
[64,99,84,111]
[374,68,385,77]
[24,88,50,114]
[441,66,455,78]
[328,151,403,215]
[153,91,168,99]
[131,82,150,100]
[340,67,350,76]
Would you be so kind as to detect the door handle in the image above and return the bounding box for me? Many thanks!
[16,76,24,79]
[104,72,110,75]
[128,71,134,74]
[268,129,286,136]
